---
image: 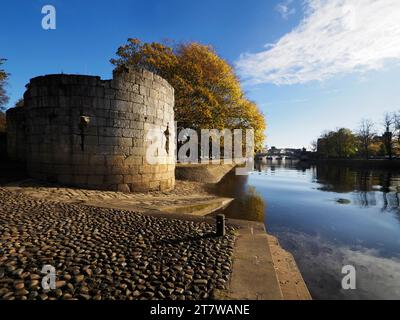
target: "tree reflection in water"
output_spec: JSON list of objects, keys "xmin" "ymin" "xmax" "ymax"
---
[
  {"xmin": 313, "ymin": 163, "xmax": 400, "ymax": 215},
  {"xmin": 215, "ymin": 160, "xmax": 400, "ymax": 222},
  {"xmin": 212, "ymin": 169, "xmax": 265, "ymax": 222}
]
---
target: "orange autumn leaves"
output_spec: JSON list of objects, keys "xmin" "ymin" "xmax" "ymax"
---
[{"xmin": 111, "ymin": 39, "xmax": 266, "ymax": 151}]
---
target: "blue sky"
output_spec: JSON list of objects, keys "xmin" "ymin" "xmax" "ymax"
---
[{"xmin": 1, "ymin": 0, "xmax": 400, "ymax": 148}]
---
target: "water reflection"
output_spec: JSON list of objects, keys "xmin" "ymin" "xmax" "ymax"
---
[
  {"xmin": 213, "ymin": 172, "xmax": 265, "ymax": 222},
  {"xmin": 215, "ymin": 160, "xmax": 400, "ymax": 299},
  {"xmin": 218, "ymin": 160, "xmax": 400, "ymax": 220},
  {"xmin": 314, "ymin": 164, "xmax": 400, "ymax": 215}
]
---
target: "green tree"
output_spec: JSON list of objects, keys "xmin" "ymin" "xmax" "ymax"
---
[
  {"xmin": 318, "ymin": 128, "xmax": 357, "ymax": 158},
  {"xmin": 111, "ymin": 39, "xmax": 266, "ymax": 151}
]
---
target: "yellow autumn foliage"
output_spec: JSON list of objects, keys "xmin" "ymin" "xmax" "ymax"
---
[{"xmin": 111, "ymin": 39, "xmax": 266, "ymax": 151}]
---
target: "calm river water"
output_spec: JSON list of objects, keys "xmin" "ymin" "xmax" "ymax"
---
[{"xmin": 215, "ymin": 160, "xmax": 400, "ymax": 300}]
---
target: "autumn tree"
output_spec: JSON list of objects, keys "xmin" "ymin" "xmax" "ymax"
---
[
  {"xmin": 111, "ymin": 39, "xmax": 266, "ymax": 151},
  {"xmin": 357, "ymin": 119, "xmax": 375, "ymax": 159}
]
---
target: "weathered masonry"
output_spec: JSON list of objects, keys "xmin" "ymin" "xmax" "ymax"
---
[{"xmin": 6, "ymin": 68, "xmax": 175, "ymax": 192}]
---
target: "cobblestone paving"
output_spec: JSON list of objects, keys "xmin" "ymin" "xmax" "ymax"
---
[{"xmin": 0, "ymin": 189, "xmax": 236, "ymax": 300}]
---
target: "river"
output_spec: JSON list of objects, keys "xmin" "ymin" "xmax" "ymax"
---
[{"xmin": 215, "ymin": 160, "xmax": 400, "ymax": 300}]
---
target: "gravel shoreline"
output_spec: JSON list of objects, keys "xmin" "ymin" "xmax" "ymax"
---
[{"xmin": 0, "ymin": 189, "xmax": 236, "ymax": 300}]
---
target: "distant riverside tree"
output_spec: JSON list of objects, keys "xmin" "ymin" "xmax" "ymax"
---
[
  {"xmin": 334, "ymin": 128, "xmax": 358, "ymax": 158},
  {"xmin": 314, "ymin": 110, "xmax": 400, "ymax": 159},
  {"xmin": 383, "ymin": 112, "xmax": 395, "ymax": 160},
  {"xmin": 318, "ymin": 128, "xmax": 357, "ymax": 158},
  {"xmin": 357, "ymin": 119, "xmax": 375, "ymax": 159},
  {"xmin": 111, "ymin": 38, "xmax": 266, "ymax": 151}
]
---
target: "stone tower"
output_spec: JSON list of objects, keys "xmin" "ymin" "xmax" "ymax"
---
[{"xmin": 6, "ymin": 68, "xmax": 175, "ymax": 192}]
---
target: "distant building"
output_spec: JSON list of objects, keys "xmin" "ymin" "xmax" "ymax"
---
[{"xmin": 267, "ymin": 147, "xmax": 302, "ymax": 156}]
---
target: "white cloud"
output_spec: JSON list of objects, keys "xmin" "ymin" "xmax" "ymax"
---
[
  {"xmin": 237, "ymin": 0, "xmax": 400, "ymax": 85},
  {"xmin": 276, "ymin": 0, "xmax": 296, "ymax": 20}
]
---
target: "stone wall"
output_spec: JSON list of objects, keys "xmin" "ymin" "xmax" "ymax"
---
[{"xmin": 6, "ymin": 68, "xmax": 175, "ymax": 192}]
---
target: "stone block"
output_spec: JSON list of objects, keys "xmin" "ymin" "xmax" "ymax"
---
[
  {"xmin": 99, "ymin": 136, "xmax": 119, "ymax": 146},
  {"xmin": 124, "ymin": 155, "xmax": 143, "ymax": 165},
  {"xmin": 105, "ymin": 155, "xmax": 125, "ymax": 166},
  {"xmin": 96, "ymin": 145, "xmax": 115, "ymax": 155},
  {"xmin": 114, "ymin": 100, "xmax": 130, "ymax": 112},
  {"xmin": 116, "ymin": 91, "xmax": 130, "ymax": 101},
  {"xmin": 132, "ymin": 94, "xmax": 144, "ymax": 104},
  {"xmin": 129, "ymin": 182, "xmax": 150, "ymax": 193},
  {"xmin": 113, "ymin": 146, "xmax": 131, "ymax": 155},
  {"xmin": 100, "ymin": 127, "xmax": 123, "ymax": 137},
  {"xmin": 139, "ymin": 85, "xmax": 150, "ymax": 96},
  {"xmin": 105, "ymin": 88, "xmax": 116, "ymax": 99},
  {"xmin": 130, "ymin": 84, "xmax": 139, "ymax": 93},
  {"xmin": 119, "ymin": 137, "xmax": 133, "ymax": 147},
  {"xmin": 110, "ymin": 166, "xmax": 131, "ymax": 175},
  {"xmin": 123, "ymin": 175, "xmax": 135, "ymax": 184},
  {"xmin": 113, "ymin": 119, "xmax": 131, "ymax": 128},
  {"xmin": 121, "ymin": 129, "xmax": 134, "ymax": 138}
]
